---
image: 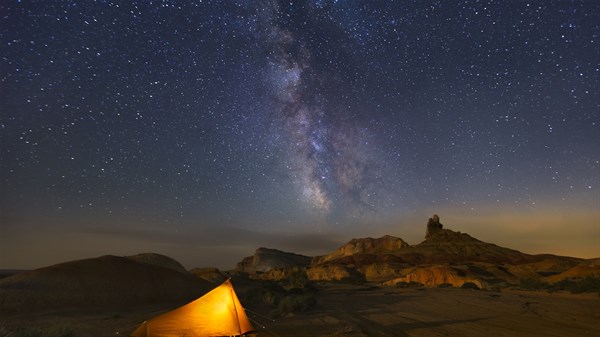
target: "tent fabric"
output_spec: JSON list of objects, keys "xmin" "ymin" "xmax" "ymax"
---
[{"xmin": 130, "ymin": 279, "xmax": 255, "ymax": 337}]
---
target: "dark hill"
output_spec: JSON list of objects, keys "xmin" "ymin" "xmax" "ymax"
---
[
  {"xmin": 126, "ymin": 253, "xmax": 189, "ymax": 274},
  {"xmin": 0, "ymin": 255, "xmax": 212, "ymax": 312}
]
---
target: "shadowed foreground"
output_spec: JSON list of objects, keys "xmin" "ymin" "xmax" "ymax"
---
[{"xmin": 2, "ymin": 285, "xmax": 599, "ymax": 337}]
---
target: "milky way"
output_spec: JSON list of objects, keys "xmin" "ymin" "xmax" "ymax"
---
[
  {"xmin": 258, "ymin": 0, "xmax": 393, "ymax": 216},
  {"xmin": 263, "ymin": 6, "xmax": 334, "ymax": 212}
]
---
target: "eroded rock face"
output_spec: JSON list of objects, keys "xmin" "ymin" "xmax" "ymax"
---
[
  {"xmin": 307, "ymin": 264, "xmax": 358, "ymax": 281},
  {"xmin": 359, "ymin": 262, "xmax": 403, "ymax": 282},
  {"xmin": 383, "ymin": 265, "xmax": 487, "ymax": 289},
  {"xmin": 231, "ymin": 215, "xmax": 587, "ymax": 289},
  {"xmin": 314, "ymin": 235, "xmax": 409, "ymax": 264},
  {"xmin": 236, "ymin": 248, "xmax": 312, "ymax": 273},
  {"xmin": 251, "ymin": 266, "xmax": 307, "ymax": 281}
]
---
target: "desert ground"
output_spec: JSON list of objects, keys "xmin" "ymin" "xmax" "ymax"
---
[{"xmin": 2, "ymin": 284, "xmax": 599, "ymax": 337}]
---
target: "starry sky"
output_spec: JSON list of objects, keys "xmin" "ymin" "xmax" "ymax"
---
[{"xmin": 1, "ymin": 0, "xmax": 599, "ymax": 270}]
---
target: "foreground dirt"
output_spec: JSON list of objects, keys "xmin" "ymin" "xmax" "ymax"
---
[{"xmin": 2, "ymin": 286, "xmax": 599, "ymax": 337}]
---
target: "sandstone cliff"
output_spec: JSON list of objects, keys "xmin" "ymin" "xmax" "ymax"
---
[
  {"xmin": 232, "ymin": 214, "xmax": 590, "ymax": 290},
  {"xmin": 313, "ymin": 235, "xmax": 409, "ymax": 264},
  {"xmin": 383, "ymin": 265, "xmax": 487, "ymax": 289},
  {"xmin": 307, "ymin": 264, "xmax": 363, "ymax": 282},
  {"xmin": 236, "ymin": 247, "xmax": 312, "ymax": 273}
]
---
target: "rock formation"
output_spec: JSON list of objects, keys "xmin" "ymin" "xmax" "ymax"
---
[
  {"xmin": 236, "ymin": 247, "xmax": 312, "ymax": 273},
  {"xmin": 230, "ymin": 215, "xmax": 589, "ymax": 290},
  {"xmin": 313, "ymin": 235, "xmax": 409, "ymax": 264},
  {"xmin": 383, "ymin": 265, "xmax": 487, "ymax": 289},
  {"xmin": 307, "ymin": 264, "xmax": 362, "ymax": 282},
  {"xmin": 425, "ymin": 214, "xmax": 443, "ymax": 239}
]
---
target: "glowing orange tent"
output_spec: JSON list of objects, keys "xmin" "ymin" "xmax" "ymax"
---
[{"xmin": 130, "ymin": 279, "xmax": 255, "ymax": 337}]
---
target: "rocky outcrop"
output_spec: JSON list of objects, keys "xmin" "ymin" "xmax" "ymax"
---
[
  {"xmin": 246, "ymin": 266, "xmax": 307, "ymax": 281},
  {"xmin": 383, "ymin": 265, "xmax": 487, "ymax": 289},
  {"xmin": 416, "ymin": 223, "xmax": 536, "ymax": 265},
  {"xmin": 313, "ymin": 235, "xmax": 409, "ymax": 264},
  {"xmin": 236, "ymin": 247, "xmax": 312, "ymax": 273},
  {"xmin": 359, "ymin": 261, "xmax": 403, "ymax": 282},
  {"xmin": 307, "ymin": 264, "xmax": 363, "ymax": 282},
  {"xmin": 425, "ymin": 214, "xmax": 443, "ymax": 239},
  {"xmin": 232, "ymin": 215, "xmax": 589, "ymax": 289}
]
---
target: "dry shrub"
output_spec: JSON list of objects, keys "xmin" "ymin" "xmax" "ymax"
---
[{"xmin": 8, "ymin": 323, "xmax": 75, "ymax": 337}]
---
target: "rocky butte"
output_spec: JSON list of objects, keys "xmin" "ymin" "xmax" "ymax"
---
[{"xmin": 233, "ymin": 215, "xmax": 599, "ymax": 289}]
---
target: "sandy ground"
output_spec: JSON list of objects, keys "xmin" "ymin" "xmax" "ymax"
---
[{"xmin": 2, "ymin": 286, "xmax": 599, "ymax": 337}]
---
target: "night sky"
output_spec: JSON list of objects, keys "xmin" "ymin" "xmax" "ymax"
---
[{"xmin": 1, "ymin": 1, "xmax": 599, "ymax": 270}]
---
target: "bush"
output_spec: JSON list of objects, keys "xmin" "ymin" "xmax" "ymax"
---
[
  {"xmin": 276, "ymin": 294, "xmax": 317, "ymax": 315},
  {"xmin": 490, "ymin": 285, "xmax": 502, "ymax": 293},
  {"xmin": 467, "ymin": 265, "xmax": 494, "ymax": 277},
  {"xmin": 574, "ymin": 276, "xmax": 600, "ymax": 293},
  {"xmin": 549, "ymin": 279, "xmax": 577, "ymax": 292},
  {"xmin": 282, "ymin": 271, "xmax": 310, "ymax": 289},
  {"xmin": 395, "ymin": 281, "xmax": 423, "ymax": 288},
  {"xmin": 10, "ymin": 323, "xmax": 75, "ymax": 337},
  {"xmin": 461, "ymin": 282, "xmax": 480, "ymax": 290},
  {"xmin": 0, "ymin": 322, "xmax": 10, "ymax": 337},
  {"xmin": 245, "ymin": 278, "xmax": 318, "ymax": 318},
  {"xmin": 11, "ymin": 327, "xmax": 43, "ymax": 337},
  {"xmin": 104, "ymin": 313, "xmax": 122, "ymax": 320},
  {"xmin": 549, "ymin": 276, "xmax": 600, "ymax": 294},
  {"xmin": 338, "ymin": 274, "xmax": 366, "ymax": 285},
  {"xmin": 331, "ymin": 270, "xmax": 366, "ymax": 285},
  {"xmin": 244, "ymin": 281, "xmax": 286, "ymax": 307},
  {"xmin": 45, "ymin": 323, "xmax": 75, "ymax": 337},
  {"xmin": 519, "ymin": 278, "xmax": 548, "ymax": 291},
  {"xmin": 281, "ymin": 271, "xmax": 317, "ymax": 293}
]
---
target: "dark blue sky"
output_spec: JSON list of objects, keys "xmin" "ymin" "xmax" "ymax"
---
[{"xmin": 1, "ymin": 1, "xmax": 598, "ymax": 269}]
